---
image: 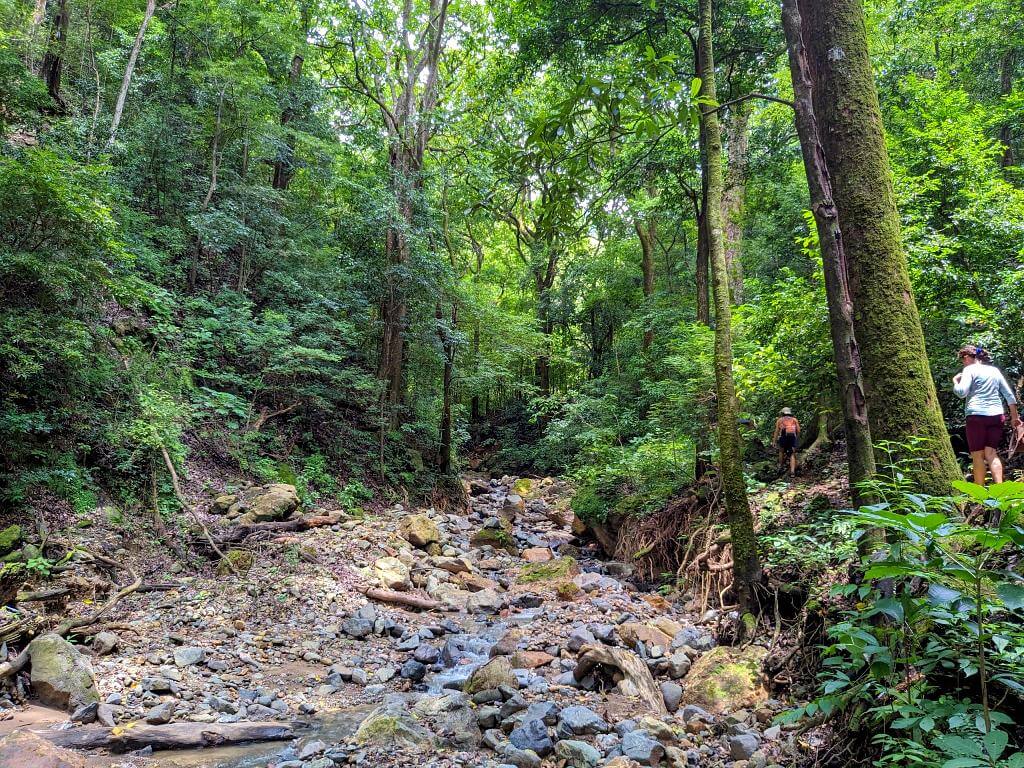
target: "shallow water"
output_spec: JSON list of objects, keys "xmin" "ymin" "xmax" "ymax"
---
[
  {"xmin": 424, "ymin": 622, "xmax": 506, "ymax": 694},
  {"xmin": 145, "ymin": 707, "xmax": 373, "ymax": 768}
]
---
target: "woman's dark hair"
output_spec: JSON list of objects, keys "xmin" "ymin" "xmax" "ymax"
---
[{"xmin": 959, "ymin": 344, "xmax": 992, "ymax": 363}]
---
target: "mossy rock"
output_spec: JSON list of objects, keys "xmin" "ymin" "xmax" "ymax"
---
[
  {"xmin": 556, "ymin": 582, "xmax": 581, "ymax": 601},
  {"xmin": 518, "ymin": 556, "xmax": 578, "ymax": 584},
  {"xmin": 681, "ymin": 645, "xmax": 767, "ymax": 714},
  {"xmin": 217, "ymin": 549, "xmax": 255, "ymax": 576},
  {"xmin": 463, "ymin": 656, "xmax": 516, "ymax": 695},
  {"xmin": 355, "ymin": 712, "xmax": 435, "ymax": 750},
  {"xmin": 0, "ymin": 525, "xmax": 22, "ymax": 557},
  {"xmin": 470, "ymin": 519, "xmax": 517, "ymax": 554}
]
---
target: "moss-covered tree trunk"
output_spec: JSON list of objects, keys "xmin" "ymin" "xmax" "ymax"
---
[
  {"xmin": 801, "ymin": 0, "xmax": 960, "ymax": 495},
  {"xmin": 782, "ymin": 0, "xmax": 875, "ymax": 503},
  {"xmin": 635, "ymin": 217, "xmax": 656, "ymax": 350},
  {"xmin": 698, "ymin": 0, "xmax": 761, "ymax": 617},
  {"xmin": 722, "ymin": 102, "xmax": 748, "ymax": 305}
]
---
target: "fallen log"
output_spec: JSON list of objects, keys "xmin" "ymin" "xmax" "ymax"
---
[
  {"xmin": 203, "ymin": 511, "xmax": 345, "ymax": 550},
  {"xmin": 574, "ymin": 643, "xmax": 667, "ymax": 714},
  {"xmin": 363, "ymin": 587, "xmax": 441, "ymax": 611},
  {"xmin": 37, "ymin": 720, "xmax": 296, "ymax": 752}
]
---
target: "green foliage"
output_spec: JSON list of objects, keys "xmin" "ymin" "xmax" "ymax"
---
[{"xmin": 781, "ymin": 466, "xmax": 1024, "ymax": 766}]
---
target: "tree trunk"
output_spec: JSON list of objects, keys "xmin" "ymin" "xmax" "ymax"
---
[
  {"xmin": 272, "ymin": 51, "xmax": 305, "ymax": 189},
  {"xmin": 722, "ymin": 103, "xmax": 749, "ymax": 304},
  {"xmin": 801, "ymin": 0, "xmax": 960, "ymax": 495},
  {"xmin": 635, "ymin": 218, "xmax": 656, "ymax": 349},
  {"xmin": 436, "ymin": 303, "xmax": 456, "ymax": 475},
  {"xmin": 782, "ymin": 0, "xmax": 875, "ymax": 503},
  {"xmin": 39, "ymin": 0, "xmax": 70, "ymax": 109},
  {"xmin": 698, "ymin": 0, "xmax": 761, "ymax": 618},
  {"xmin": 999, "ymin": 50, "xmax": 1015, "ymax": 168},
  {"xmin": 695, "ymin": 131, "xmax": 711, "ymax": 325},
  {"xmin": 107, "ymin": 0, "xmax": 156, "ymax": 149}
]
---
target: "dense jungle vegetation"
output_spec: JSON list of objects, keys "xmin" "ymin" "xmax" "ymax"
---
[{"xmin": 2, "ymin": 0, "xmax": 1024, "ymax": 763}]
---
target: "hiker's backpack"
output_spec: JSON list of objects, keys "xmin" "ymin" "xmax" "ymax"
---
[{"xmin": 780, "ymin": 415, "xmax": 798, "ymax": 435}]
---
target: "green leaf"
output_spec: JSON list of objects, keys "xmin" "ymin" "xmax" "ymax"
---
[
  {"xmin": 941, "ymin": 759, "xmax": 986, "ymax": 768},
  {"xmin": 997, "ymin": 583, "xmax": 1024, "ymax": 610},
  {"xmin": 952, "ymin": 480, "xmax": 988, "ymax": 501},
  {"xmin": 690, "ymin": 77, "xmax": 702, "ymax": 98},
  {"xmin": 983, "ymin": 729, "xmax": 1007, "ymax": 760}
]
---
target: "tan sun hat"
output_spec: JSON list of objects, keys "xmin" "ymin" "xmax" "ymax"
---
[{"xmin": 780, "ymin": 407, "xmax": 793, "ymax": 416}]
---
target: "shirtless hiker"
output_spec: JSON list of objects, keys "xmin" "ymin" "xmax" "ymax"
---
[{"xmin": 773, "ymin": 407, "xmax": 800, "ymax": 477}]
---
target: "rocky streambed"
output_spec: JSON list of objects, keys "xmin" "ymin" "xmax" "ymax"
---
[{"xmin": 0, "ymin": 475, "xmax": 800, "ymax": 768}]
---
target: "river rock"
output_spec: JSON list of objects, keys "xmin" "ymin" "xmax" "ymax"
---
[
  {"xmin": 173, "ymin": 646, "xmax": 206, "ymax": 667},
  {"xmin": 621, "ymin": 730, "xmax": 665, "ymax": 766},
  {"xmin": 557, "ymin": 705, "xmax": 610, "ymax": 736},
  {"xmin": 681, "ymin": 645, "xmax": 767, "ymax": 714},
  {"xmin": 617, "ymin": 623, "xmax": 673, "ymax": 650},
  {"xmin": 573, "ymin": 645, "xmax": 666, "ymax": 714},
  {"xmin": 0, "ymin": 730, "xmax": 86, "ymax": 768},
  {"xmin": 509, "ymin": 718, "xmax": 553, "ymax": 756},
  {"xmin": 521, "ymin": 547, "xmax": 552, "ymax": 563},
  {"xmin": 660, "ymin": 681, "xmax": 683, "ymax": 713},
  {"xmin": 400, "ymin": 514, "xmax": 441, "ymax": 548},
  {"xmin": 144, "ymin": 701, "xmax": 174, "ymax": 724},
  {"xmin": 672, "ymin": 626, "xmax": 716, "ymax": 652},
  {"xmin": 730, "ymin": 733, "xmax": 761, "ymax": 760},
  {"xmin": 412, "ymin": 691, "xmax": 481, "ymax": 748},
  {"xmin": 465, "ymin": 656, "xmax": 516, "ymax": 694},
  {"xmin": 554, "ymin": 739, "xmax": 601, "ymax": 768},
  {"xmin": 27, "ymin": 634, "xmax": 99, "ymax": 711},
  {"xmin": 467, "ymin": 588, "xmax": 503, "ymax": 613},
  {"xmin": 243, "ymin": 483, "xmax": 299, "ymax": 523},
  {"xmin": 91, "ymin": 631, "xmax": 119, "ymax": 656},
  {"xmin": 355, "ymin": 696, "xmax": 436, "ymax": 751},
  {"xmin": 372, "ymin": 557, "xmax": 411, "ymax": 590}
]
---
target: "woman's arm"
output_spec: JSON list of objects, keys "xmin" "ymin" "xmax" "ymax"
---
[{"xmin": 953, "ymin": 368, "xmax": 973, "ymax": 398}]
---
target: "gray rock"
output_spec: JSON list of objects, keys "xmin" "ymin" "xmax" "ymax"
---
[
  {"xmin": 554, "ymin": 739, "xmax": 601, "ymax": 768},
  {"xmin": 557, "ymin": 705, "xmax": 610, "ymax": 736},
  {"xmin": 496, "ymin": 742, "xmax": 542, "ymax": 768},
  {"xmin": 520, "ymin": 701, "xmax": 559, "ymax": 726},
  {"xmin": 671, "ymin": 626, "xmax": 715, "ymax": 652},
  {"xmin": 566, "ymin": 628, "xmax": 596, "ymax": 652},
  {"xmin": 666, "ymin": 651, "xmax": 691, "ymax": 678},
  {"xmin": 621, "ymin": 730, "xmax": 665, "ymax": 766},
  {"xmin": 298, "ymin": 739, "xmax": 327, "ymax": 759},
  {"xmin": 509, "ymin": 718, "xmax": 553, "ymax": 757},
  {"xmin": 27, "ymin": 634, "xmax": 99, "ymax": 711},
  {"xmin": 91, "ymin": 631, "xmax": 119, "ymax": 656},
  {"xmin": 173, "ymin": 647, "xmax": 206, "ymax": 667},
  {"xmin": 71, "ymin": 702, "xmax": 99, "ymax": 724},
  {"xmin": 763, "ymin": 725, "xmax": 782, "ymax": 740},
  {"xmin": 660, "ymin": 681, "xmax": 683, "ymax": 713},
  {"xmin": 96, "ymin": 703, "xmax": 116, "ymax": 727},
  {"xmin": 729, "ymin": 733, "xmax": 760, "ymax": 760},
  {"xmin": 413, "ymin": 644, "xmax": 440, "ymax": 665},
  {"xmin": 342, "ymin": 618, "xmax": 373, "ymax": 639},
  {"xmin": 681, "ymin": 704, "xmax": 713, "ymax": 723},
  {"xmin": 400, "ymin": 660, "xmax": 426, "ymax": 681},
  {"xmin": 144, "ymin": 702, "xmax": 174, "ymax": 724}
]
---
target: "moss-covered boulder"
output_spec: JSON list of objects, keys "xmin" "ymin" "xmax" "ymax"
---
[
  {"xmin": 0, "ymin": 526, "xmax": 22, "ymax": 557},
  {"xmin": 517, "ymin": 556, "xmax": 578, "ymax": 584},
  {"xmin": 355, "ymin": 698, "xmax": 436, "ymax": 751},
  {"xmin": 464, "ymin": 656, "xmax": 516, "ymax": 695},
  {"xmin": 27, "ymin": 634, "xmax": 100, "ymax": 712},
  {"xmin": 217, "ymin": 549, "xmax": 254, "ymax": 576},
  {"xmin": 680, "ymin": 645, "xmax": 767, "ymax": 714}
]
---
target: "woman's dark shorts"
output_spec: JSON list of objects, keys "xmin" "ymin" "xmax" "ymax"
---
[
  {"xmin": 966, "ymin": 414, "xmax": 1005, "ymax": 453},
  {"xmin": 777, "ymin": 432, "xmax": 798, "ymax": 455}
]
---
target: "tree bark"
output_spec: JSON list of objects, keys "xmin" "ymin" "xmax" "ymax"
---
[
  {"xmin": 635, "ymin": 218, "xmax": 656, "ymax": 349},
  {"xmin": 436, "ymin": 303, "xmax": 456, "ymax": 475},
  {"xmin": 39, "ymin": 0, "xmax": 71, "ymax": 109},
  {"xmin": 801, "ymin": 0, "xmax": 960, "ymax": 495},
  {"xmin": 107, "ymin": 0, "xmax": 156, "ymax": 149},
  {"xmin": 698, "ymin": 0, "xmax": 761, "ymax": 618},
  {"xmin": 272, "ymin": 49, "xmax": 305, "ymax": 189},
  {"xmin": 722, "ymin": 102, "xmax": 749, "ymax": 304},
  {"xmin": 782, "ymin": 0, "xmax": 875, "ymax": 503},
  {"xmin": 695, "ymin": 130, "xmax": 711, "ymax": 326}
]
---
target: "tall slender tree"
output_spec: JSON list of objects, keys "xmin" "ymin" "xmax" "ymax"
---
[
  {"xmin": 801, "ymin": 0, "xmax": 960, "ymax": 495},
  {"xmin": 781, "ymin": 0, "xmax": 875, "ymax": 502},
  {"xmin": 697, "ymin": 0, "xmax": 761, "ymax": 618}
]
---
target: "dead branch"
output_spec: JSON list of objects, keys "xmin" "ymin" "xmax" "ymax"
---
[{"xmin": 363, "ymin": 587, "xmax": 441, "ymax": 611}]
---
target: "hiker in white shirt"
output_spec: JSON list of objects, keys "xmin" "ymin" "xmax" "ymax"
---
[{"xmin": 953, "ymin": 345, "xmax": 1020, "ymax": 485}]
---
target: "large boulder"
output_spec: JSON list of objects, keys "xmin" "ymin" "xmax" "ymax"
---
[
  {"xmin": 681, "ymin": 645, "xmax": 768, "ymax": 714},
  {"xmin": 355, "ymin": 696, "xmax": 436, "ymax": 751},
  {"xmin": 0, "ymin": 525, "xmax": 22, "ymax": 557},
  {"xmin": 0, "ymin": 731, "xmax": 86, "ymax": 768},
  {"xmin": 246, "ymin": 484, "xmax": 299, "ymax": 522},
  {"xmin": 371, "ymin": 557, "xmax": 411, "ymax": 590},
  {"xmin": 399, "ymin": 514, "xmax": 441, "ymax": 548},
  {"xmin": 28, "ymin": 634, "xmax": 99, "ymax": 711}
]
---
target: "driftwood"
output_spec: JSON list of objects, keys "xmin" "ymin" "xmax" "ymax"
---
[
  {"xmin": 0, "ymin": 549, "xmax": 141, "ymax": 680},
  {"xmin": 574, "ymin": 644, "xmax": 667, "ymax": 714},
  {"xmin": 363, "ymin": 587, "xmax": 441, "ymax": 611},
  {"xmin": 16, "ymin": 587, "xmax": 72, "ymax": 603},
  {"xmin": 38, "ymin": 720, "xmax": 296, "ymax": 752},
  {"xmin": 206, "ymin": 511, "xmax": 345, "ymax": 549}
]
